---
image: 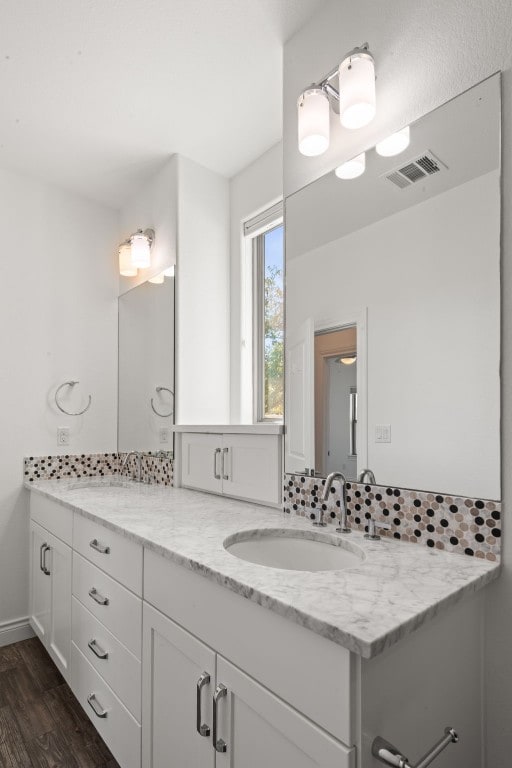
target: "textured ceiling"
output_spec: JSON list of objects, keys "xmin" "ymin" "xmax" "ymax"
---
[{"xmin": 0, "ymin": 0, "xmax": 326, "ymax": 207}]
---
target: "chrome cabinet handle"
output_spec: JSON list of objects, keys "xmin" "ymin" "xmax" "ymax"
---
[
  {"xmin": 89, "ymin": 587, "xmax": 109, "ymax": 606},
  {"xmin": 39, "ymin": 542, "xmax": 46, "ymax": 572},
  {"xmin": 196, "ymin": 672, "xmax": 211, "ymax": 737},
  {"xmin": 90, "ymin": 538, "xmax": 110, "ymax": 555},
  {"xmin": 212, "ymin": 683, "xmax": 228, "ymax": 753},
  {"xmin": 213, "ymin": 448, "xmax": 221, "ymax": 480},
  {"xmin": 87, "ymin": 693, "xmax": 108, "ymax": 719},
  {"xmin": 222, "ymin": 447, "xmax": 229, "ymax": 481},
  {"xmin": 42, "ymin": 545, "xmax": 51, "ymax": 576},
  {"xmin": 88, "ymin": 638, "xmax": 109, "ymax": 660}
]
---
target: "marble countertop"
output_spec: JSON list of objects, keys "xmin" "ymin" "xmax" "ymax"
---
[{"xmin": 26, "ymin": 478, "xmax": 500, "ymax": 658}]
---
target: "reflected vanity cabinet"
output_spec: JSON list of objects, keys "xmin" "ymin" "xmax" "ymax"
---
[{"xmin": 174, "ymin": 425, "xmax": 284, "ymax": 507}]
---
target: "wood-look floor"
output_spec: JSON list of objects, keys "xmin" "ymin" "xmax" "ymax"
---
[{"xmin": 0, "ymin": 638, "xmax": 120, "ymax": 768}]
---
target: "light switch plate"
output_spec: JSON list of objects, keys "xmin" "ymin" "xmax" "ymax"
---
[{"xmin": 375, "ymin": 425, "xmax": 391, "ymax": 443}]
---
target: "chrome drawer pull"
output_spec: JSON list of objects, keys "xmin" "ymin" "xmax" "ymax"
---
[
  {"xmin": 196, "ymin": 672, "xmax": 211, "ymax": 737},
  {"xmin": 88, "ymin": 639, "xmax": 109, "ymax": 660},
  {"xmin": 213, "ymin": 448, "xmax": 221, "ymax": 480},
  {"xmin": 39, "ymin": 542, "xmax": 46, "ymax": 573},
  {"xmin": 42, "ymin": 545, "xmax": 51, "ymax": 576},
  {"xmin": 222, "ymin": 447, "xmax": 229, "ymax": 480},
  {"xmin": 212, "ymin": 683, "xmax": 228, "ymax": 753},
  {"xmin": 89, "ymin": 587, "xmax": 109, "ymax": 606},
  {"xmin": 90, "ymin": 538, "xmax": 110, "ymax": 555},
  {"xmin": 87, "ymin": 693, "xmax": 108, "ymax": 719}
]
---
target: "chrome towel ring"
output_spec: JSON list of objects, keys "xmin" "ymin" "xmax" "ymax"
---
[
  {"xmin": 151, "ymin": 386, "xmax": 174, "ymax": 418},
  {"xmin": 55, "ymin": 381, "xmax": 92, "ymax": 416}
]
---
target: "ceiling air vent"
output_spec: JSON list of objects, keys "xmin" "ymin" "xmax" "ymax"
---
[{"xmin": 383, "ymin": 150, "xmax": 447, "ymax": 188}]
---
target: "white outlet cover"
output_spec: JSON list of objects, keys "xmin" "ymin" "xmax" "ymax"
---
[
  {"xmin": 159, "ymin": 428, "xmax": 170, "ymax": 444},
  {"xmin": 57, "ymin": 427, "xmax": 70, "ymax": 446}
]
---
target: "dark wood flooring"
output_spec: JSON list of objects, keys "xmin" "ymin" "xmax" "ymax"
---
[{"xmin": 0, "ymin": 638, "xmax": 120, "ymax": 768}]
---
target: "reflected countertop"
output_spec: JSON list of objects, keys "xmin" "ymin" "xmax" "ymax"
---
[{"xmin": 26, "ymin": 477, "xmax": 500, "ymax": 658}]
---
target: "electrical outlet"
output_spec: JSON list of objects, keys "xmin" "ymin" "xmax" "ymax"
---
[
  {"xmin": 159, "ymin": 427, "xmax": 170, "ymax": 444},
  {"xmin": 375, "ymin": 425, "xmax": 391, "ymax": 443},
  {"xmin": 57, "ymin": 427, "xmax": 70, "ymax": 446}
]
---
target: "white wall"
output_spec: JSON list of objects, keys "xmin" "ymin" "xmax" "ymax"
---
[
  {"xmin": 119, "ymin": 157, "xmax": 178, "ymax": 294},
  {"xmin": 229, "ymin": 142, "xmax": 283, "ymax": 423},
  {"xmin": 0, "ymin": 166, "xmax": 118, "ymax": 637},
  {"xmin": 287, "ymin": 172, "xmax": 500, "ymax": 499},
  {"xmin": 176, "ymin": 155, "xmax": 230, "ymax": 424},
  {"xmin": 284, "ymin": 2, "xmax": 512, "ymax": 762}
]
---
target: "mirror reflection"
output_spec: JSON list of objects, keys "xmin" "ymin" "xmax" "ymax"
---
[
  {"xmin": 118, "ymin": 276, "xmax": 175, "ymax": 454},
  {"xmin": 285, "ymin": 75, "xmax": 501, "ymax": 500}
]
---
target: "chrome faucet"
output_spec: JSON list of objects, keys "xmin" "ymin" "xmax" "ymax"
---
[
  {"xmin": 358, "ymin": 468, "xmax": 376, "ymax": 484},
  {"xmin": 322, "ymin": 471, "xmax": 350, "ymax": 533},
  {"xmin": 121, "ymin": 451, "xmax": 143, "ymax": 482}
]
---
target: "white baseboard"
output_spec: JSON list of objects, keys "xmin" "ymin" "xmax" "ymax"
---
[{"xmin": 0, "ymin": 616, "xmax": 35, "ymax": 647}]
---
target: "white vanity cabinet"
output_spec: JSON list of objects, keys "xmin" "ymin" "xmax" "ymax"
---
[
  {"xmin": 29, "ymin": 498, "xmax": 72, "ymax": 681},
  {"xmin": 176, "ymin": 425, "xmax": 283, "ymax": 506}
]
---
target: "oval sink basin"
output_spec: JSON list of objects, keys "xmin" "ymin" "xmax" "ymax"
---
[{"xmin": 224, "ymin": 529, "xmax": 365, "ymax": 572}]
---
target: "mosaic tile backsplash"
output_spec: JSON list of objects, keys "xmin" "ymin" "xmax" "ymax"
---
[
  {"xmin": 284, "ymin": 473, "xmax": 501, "ymax": 561},
  {"xmin": 24, "ymin": 452, "xmax": 173, "ymax": 486}
]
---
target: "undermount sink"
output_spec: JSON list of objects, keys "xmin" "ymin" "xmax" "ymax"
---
[
  {"xmin": 65, "ymin": 479, "xmax": 138, "ymax": 492},
  {"xmin": 224, "ymin": 528, "xmax": 365, "ymax": 572}
]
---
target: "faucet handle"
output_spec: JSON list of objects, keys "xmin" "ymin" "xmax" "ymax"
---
[{"xmin": 364, "ymin": 518, "xmax": 391, "ymax": 541}]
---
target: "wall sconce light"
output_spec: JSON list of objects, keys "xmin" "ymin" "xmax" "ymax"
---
[
  {"xmin": 297, "ymin": 43, "xmax": 376, "ymax": 157},
  {"xmin": 338, "ymin": 354, "xmax": 357, "ymax": 365},
  {"xmin": 163, "ymin": 265, "xmax": 175, "ymax": 277},
  {"xmin": 148, "ymin": 273, "xmax": 165, "ymax": 284},
  {"xmin": 335, "ymin": 152, "xmax": 366, "ymax": 179},
  {"xmin": 376, "ymin": 126, "xmax": 410, "ymax": 157},
  {"xmin": 118, "ymin": 228, "xmax": 155, "ymax": 276}
]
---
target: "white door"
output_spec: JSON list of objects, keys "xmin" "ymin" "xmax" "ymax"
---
[
  {"xmin": 29, "ymin": 520, "xmax": 51, "ymax": 643},
  {"xmin": 47, "ymin": 532, "xmax": 72, "ymax": 680},
  {"xmin": 222, "ymin": 434, "xmax": 281, "ymax": 505},
  {"xmin": 215, "ymin": 656, "xmax": 355, "ymax": 768},
  {"xmin": 285, "ymin": 318, "xmax": 314, "ymax": 474},
  {"xmin": 181, "ymin": 433, "xmax": 223, "ymax": 494},
  {"xmin": 142, "ymin": 603, "xmax": 216, "ymax": 768}
]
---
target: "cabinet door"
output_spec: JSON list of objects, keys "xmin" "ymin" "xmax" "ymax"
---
[
  {"xmin": 46, "ymin": 533, "xmax": 72, "ymax": 681},
  {"xmin": 181, "ymin": 433, "xmax": 223, "ymax": 494},
  {"xmin": 222, "ymin": 434, "xmax": 281, "ymax": 505},
  {"xmin": 215, "ymin": 657, "xmax": 355, "ymax": 768},
  {"xmin": 142, "ymin": 603, "xmax": 216, "ymax": 768},
  {"xmin": 29, "ymin": 520, "xmax": 51, "ymax": 643}
]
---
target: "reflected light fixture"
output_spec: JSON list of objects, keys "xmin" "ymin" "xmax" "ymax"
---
[
  {"xmin": 163, "ymin": 265, "xmax": 175, "ymax": 278},
  {"xmin": 297, "ymin": 43, "xmax": 376, "ymax": 157},
  {"xmin": 118, "ymin": 241, "xmax": 137, "ymax": 277},
  {"xmin": 376, "ymin": 126, "xmax": 410, "ymax": 157},
  {"xmin": 338, "ymin": 354, "xmax": 357, "ymax": 365},
  {"xmin": 335, "ymin": 152, "xmax": 365, "ymax": 180},
  {"xmin": 149, "ymin": 272, "xmax": 165, "ymax": 284}
]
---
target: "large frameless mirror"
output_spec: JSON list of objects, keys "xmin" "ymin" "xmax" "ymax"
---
[{"xmin": 285, "ymin": 74, "xmax": 501, "ymax": 500}]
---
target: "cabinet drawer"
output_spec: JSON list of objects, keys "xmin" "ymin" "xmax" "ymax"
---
[
  {"xmin": 72, "ymin": 597, "xmax": 141, "ymax": 722},
  {"xmin": 73, "ymin": 513, "xmax": 142, "ymax": 595},
  {"xmin": 71, "ymin": 643, "xmax": 141, "ymax": 768},
  {"xmin": 73, "ymin": 553, "xmax": 142, "ymax": 659},
  {"xmin": 30, "ymin": 493, "xmax": 72, "ymax": 545}
]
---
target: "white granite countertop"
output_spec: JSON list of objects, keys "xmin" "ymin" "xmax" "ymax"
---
[{"xmin": 26, "ymin": 478, "xmax": 500, "ymax": 658}]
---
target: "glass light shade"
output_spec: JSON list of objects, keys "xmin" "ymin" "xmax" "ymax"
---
[
  {"xmin": 163, "ymin": 265, "xmax": 175, "ymax": 277},
  {"xmin": 119, "ymin": 243, "xmax": 137, "ymax": 276},
  {"xmin": 297, "ymin": 88, "xmax": 330, "ymax": 156},
  {"xmin": 148, "ymin": 273, "xmax": 165, "ymax": 284},
  {"xmin": 376, "ymin": 126, "xmax": 411, "ymax": 157},
  {"xmin": 339, "ymin": 52, "xmax": 376, "ymax": 129},
  {"xmin": 339, "ymin": 355, "xmax": 357, "ymax": 365},
  {"xmin": 335, "ymin": 152, "xmax": 366, "ymax": 180},
  {"xmin": 130, "ymin": 232, "xmax": 151, "ymax": 269}
]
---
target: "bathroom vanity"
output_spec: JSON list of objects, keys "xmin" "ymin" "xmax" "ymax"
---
[{"xmin": 28, "ymin": 479, "xmax": 498, "ymax": 768}]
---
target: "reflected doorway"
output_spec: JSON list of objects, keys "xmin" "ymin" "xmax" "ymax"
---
[{"xmin": 315, "ymin": 327, "xmax": 357, "ymax": 478}]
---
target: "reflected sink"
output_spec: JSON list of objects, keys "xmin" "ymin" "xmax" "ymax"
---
[{"xmin": 224, "ymin": 529, "xmax": 365, "ymax": 572}]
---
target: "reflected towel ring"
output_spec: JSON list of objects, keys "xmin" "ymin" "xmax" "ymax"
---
[
  {"xmin": 151, "ymin": 386, "xmax": 174, "ymax": 418},
  {"xmin": 55, "ymin": 381, "xmax": 92, "ymax": 416}
]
